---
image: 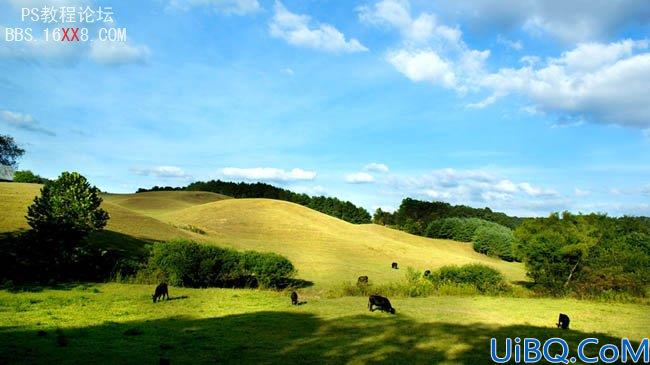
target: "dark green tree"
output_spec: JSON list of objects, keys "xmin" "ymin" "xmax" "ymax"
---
[
  {"xmin": 0, "ymin": 134, "xmax": 25, "ymax": 168},
  {"xmin": 24, "ymin": 172, "xmax": 109, "ymax": 279},
  {"xmin": 27, "ymin": 172, "xmax": 109, "ymax": 239}
]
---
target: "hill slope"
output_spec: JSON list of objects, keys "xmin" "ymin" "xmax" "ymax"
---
[
  {"xmin": 0, "ymin": 183, "xmax": 202, "ymax": 254},
  {"xmin": 0, "ymin": 183, "xmax": 526, "ymax": 287},
  {"xmin": 162, "ymin": 199, "xmax": 526, "ymax": 286},
  {"xmin": 101, "ymin": 190, "xmax": 230, "ymax": 218}
]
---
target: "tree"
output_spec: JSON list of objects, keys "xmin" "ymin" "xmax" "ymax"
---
[
  {"xmin": 25, "ymin": 172, "xmax": 109, "ymax": 279},
  {"xmin": 0, "ymin": 134, "xmax": 25, "ymax": 168},
  {"xmin": 27, "ymin": 172, "xmax": 109, "ymax": 240}
]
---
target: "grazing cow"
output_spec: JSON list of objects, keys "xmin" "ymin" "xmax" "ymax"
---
[
  {"xmin": 357, "ymin": 276, "xmax": 369, "ymax": 285},
  {"xmin": 391, "ymin": 262, "xmax": 398, "ymax": 269},
  {"xmin": 423, "ymin": 270, "xmax": 431, "ymax": 277},
  {"xmin": 291, "ymin": 291, "xmax": 298, "ymax": 305},
  {"xmin": 368, "ymin": 295, "xmax": 396, "ymax": 314},
  {"xmin": 557, "ymin": 313, "xmax": 570, "ymax": 329},
  {"xmin": 152, "ymin": 283, "xmax": 169, "ymax": 303}
]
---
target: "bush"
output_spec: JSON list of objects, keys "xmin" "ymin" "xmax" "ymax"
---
[
  {"xmin": 473, "ymin": 225, "xmax": 518, "ymax": 261},
  {"xmin": 329, "ymin": 265, "xmax": 509, "ymax": 298},
  {"xmin": 426, "ymin": 218, "xmax": 518, "ymax": 261},
  {"xmin": 144, "ymin": 240, "xmax": 295, "ymax": 289},
  {"xmin": 432, "ymin": 264, "xmax": 508, "ymax": 294}
]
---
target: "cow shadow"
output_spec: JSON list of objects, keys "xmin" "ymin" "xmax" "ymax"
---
[
  {"xmin": 0, "ymin": 311, "xmax": 642, "ymax": 364},
  {"xmin": 165, "ymin": 296, "xmax": 189, "ymax": 301}
]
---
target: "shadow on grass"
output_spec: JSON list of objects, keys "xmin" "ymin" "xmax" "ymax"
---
[
  {"xmin": 0, "ymin": 311, "xmax": 640, "ymax": 364},
  {"xmin": 88, "ymin": 230, "xmax": 157, "ymax": 257},
  {"xmin": 278, "ymin": 278, "xmax": 314, "ymax": 289},
  {"xmin": 4, "ymin": 283, "xmax": 99, "ymax": 294}
]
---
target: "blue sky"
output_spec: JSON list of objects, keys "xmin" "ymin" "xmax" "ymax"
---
[{"xmin": 1, "ymin": 0, "xmax": 649, "ymax": 216}]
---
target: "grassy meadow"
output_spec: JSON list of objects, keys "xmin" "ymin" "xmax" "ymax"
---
[
  {"xmin": 1, "ymin": 182, "xmax": 648, "ymax": 364},
  {"xmin": 1, "ymin": 284, "xmax": 648, "ymax": 364}
]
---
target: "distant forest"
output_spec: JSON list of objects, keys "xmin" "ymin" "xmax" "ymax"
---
[
  {"xmin": 373, "ymin": 198, "xmax": 523, "ymax": 234},
  {"xmin": 137, "ymin": 180, "xmax": 372, "ymax": 224}
]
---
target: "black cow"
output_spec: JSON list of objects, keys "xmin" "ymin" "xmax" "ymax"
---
[
  {"xmin": 368, "ymin": 295, "xmax": 396, "ymax": 314},
  {"xmin": 391, "ymin": 262, "xmax": 398, "ymax": 269},
  {"xmin": 357, "ymin": 276, "xmax": 369, "ymax": 285},
  {"xmin": 557, "ymin": 313, "xmax": 570, "ymax": 329},
  {"xmin": 423, "ymin": 270, "xmax": 431, "ymax": 277},
  {"xmin": 291, "ymin": 291, "xmax": 298, "ymax": 305},
  {"xmin": 152, "ymin": 283, "xmax": 169, "ymax": 303}
]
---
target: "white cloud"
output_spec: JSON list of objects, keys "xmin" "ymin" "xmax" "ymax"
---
[
  {"xmin": 132, "ymin": 166, "xmax": 190, "ymax": 178},
  {"xmin": 1, "ymin": 110, "xmax": 55, "ymax": 136},
  {"xmin": 425, "ymin": 189, "xmax": 451, "ymax": 200},
  {"xmin": 364, "ymin": 162, "xmax": 390, "ymax": 173},
  {"xmin": 360, "ymin": 0, "xmax": 489, "ymax": 93},
  {"xmin": 518, "ymin": 182, "xmax": 558, "ymax": 197},
  {"xmin": 358, "ymin": 0, "xmax": 460, "ymax": 45},
  {"xmin": 291, "ymin": 185, "xmax": 327, "ymax": 196},
  {"xmin": 385, "ymin": 168, "xmax": 560, "ymax": 214},
  {"xmin": 360, "ymin": 1, "xmax": 650, "ymax": 130},
  {"xmin": 345, "ymin": 172, "xmax": 375, "ymax": 184},
  {"xmin": 222, "ymin": 167, "xmax": 316, "ymax": 182},
  {"xmin": 574, "ymin": 188, "xmax": 591, "ymax": 197},
  {"xmin": 89, "ymin": 41, "xmax": 150, "ymax": 66},
  {"xmin": 434, "ymin": 0, "xmax": 650, "ymax": 43},
  {"xmin": 475, "ymin": 39, "xmax": 650, "ymax": 128},
  {"xmin": 269, "ymin": 1, "xmax": 368, "ymax": 53},
  {"xmin": 167, "ymin": 0, "xmax": 260, "ymax": 14},
  {"xmin": 497, "ymin": 34, "xmax": 523, "ymax": 50},
  {"xmin": 387, "ymin": 49, "xmax": 456, "ymax": 88},
  {"xmin": 281, "ymin": 67, "xmax": 294, "ymax": 75}
]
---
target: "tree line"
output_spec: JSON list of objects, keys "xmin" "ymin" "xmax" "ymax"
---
[
  {"xmin": 138, "ymin": 180, "xmax": 372, "ymax": 224},
  {"xmin": 373, "ymin": 198, "xmax": 523, "ymax": 235},
  {"xmin": 514, "ymin": 212, "xmax": 650, "ymax": 297}
]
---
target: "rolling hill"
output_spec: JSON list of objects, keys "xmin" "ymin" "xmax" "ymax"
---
[
  {"xmin": 0, "ymin": 183, "xmax": 526, "ymax": 288},
  {"xmin": 161, "ymin": 198, "xmax": 526, "ymax": 286}
]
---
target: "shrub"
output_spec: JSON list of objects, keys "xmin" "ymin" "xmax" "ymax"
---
[
  {"xmin": 432, "ymin": 264, "xmax": 508, "ymax": 294},
  {"xmin": 426, "ymin": 218, "xmax": 519, "ymax": 262},
  {"xmin": 13, "ymin": 170, "xmax": 50, "ymax": 184},
  {"xmin": 329, "ymin": 265, "xmax": 509, "ymax": 298},
  {"xmin": 144, "ymin": 240, "xmax": 295, "ymax": 289},
  {"xmin": 473, "ymin": 225, "xmax": 518, "ymax": 261}
]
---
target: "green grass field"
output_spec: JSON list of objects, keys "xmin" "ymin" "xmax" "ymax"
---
[
  {"xmin": 0, "ymin": 284, "xmax": 647, "ymax": 364},
  {"xmin": 1, "ymin": 182, "xmax": 648, "ymax": 364}
]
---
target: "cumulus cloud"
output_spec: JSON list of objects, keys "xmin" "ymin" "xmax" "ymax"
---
[
  {"xmin": 222, "ymin": 167, "xmax": 316, "ymax": 182},
  {"xmin": 89, "ymin": 41, "xmax": 150, "ymax": 66},
  {"xmin": 345, "ymin": 172, "xmax": 375, "ymax": 184},
  {"xmin": 270, "ymin": 1, "xmax": 368, "ymax": 53},
  {"xmin": 385, "ymin": 168, "xmax": 561, "ymax": 215},
  {"xmin": 167, "ymin": 0, "xmax": 260, "ymax": 14},
  {"xmin": 360, "ymin": 1, "xmax": 650, "ymax": 130},
  {"xmin": 434, "ymin": 0, "xmax": 650, "ymax": 43},
  {"xmin": 364, "ymin": 162, "xmax": 390, "ymax": 173},
  {"xmin": 358, "ymin": 0, "xmax": 461, "ymax": 45},
  {"xmin": 132, "ymin": 166, "xmax": 190, "ymax": 178},
  {"xmin": 291, "ymin": 185, "xmax": 327, "ymax": 196},
  {"xmin": 1, "ymin": 110, "xmax": 55, "ymax": 136},
  {"xmin": 474, "ymin": 39, "xmax": 650, "ymax": 129},
  {"xmin": 360, "ymin": 0, "xmax": 489, "ymax": 93}
]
